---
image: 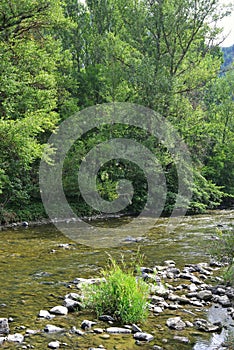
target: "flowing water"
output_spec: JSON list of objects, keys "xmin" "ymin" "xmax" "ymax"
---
[{"xmin": 0, "ymin": 210, "xmax": 234, "ymax": 349}]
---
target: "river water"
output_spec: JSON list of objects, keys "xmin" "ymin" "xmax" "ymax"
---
[{"xmin": 0, "ymin": 210, "xmax": 233, "ymax": 349}]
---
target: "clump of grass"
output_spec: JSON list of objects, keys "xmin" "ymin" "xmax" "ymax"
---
[{"xmin": 84, "ymin": 256, "xmax": 149, "ymax": 324}]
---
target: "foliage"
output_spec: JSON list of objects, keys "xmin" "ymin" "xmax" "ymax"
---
[
  {"xmin": 84, "ymin": 257, "xmax": 149, "ymax": 324},
  {"xmin": 210, "ymin": 228, "xmax": 234, "ymax": 285},
  {"xmin": 1, "ymin": 0, "xmax": 234, "ymax": 222}
]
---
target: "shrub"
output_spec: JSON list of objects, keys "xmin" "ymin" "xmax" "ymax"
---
[
  {"xmin": 210, "ymin": 228, "xmax": 234, "ymax": 285},
  {"xmin": 84, "ymin": 257, "xmax": 149, "ymax": 324}
]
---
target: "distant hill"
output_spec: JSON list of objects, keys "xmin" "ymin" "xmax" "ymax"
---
[{"xmin": 221, "ymin": 44, "xmax": 234, "ymax": 70}]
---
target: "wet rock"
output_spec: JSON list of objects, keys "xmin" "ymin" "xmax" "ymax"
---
[
  {"xmin": 7, "ymin": 333, "xmax": 24, "ymax": 343},
  {"xmin": 22, "ymin": 221, "xmax": 29, "ymax": 227},
  {"xmin": 106, "ymin": 327, "xmax": 131, "ymax": 334},
  {"xmin": 173, "ymin": 335, "xmax": 190, "ymax": 343},
  {"xmin": 38, "ymin": 310, "xmax": 54, "ymax": 319},
  {"xmin": 81, "ymin": 320, "xmax": 96, "ymax": 330},
  {"xmin": 50, "ymin": 306, "xmax": 68, "ymax": 315},
  {"xmin": 194, "ymin": 319, "xmax": 222, "ymax": 332},
  {"xmin": 0, "ymin": 318, "xmax": 9, "ymax": 334},
  {"xmin": 48, "ymin": 341, "xmax": 60, "ymax": 349},
  {"xmin": 133, "ymin": 332, "xmax": 154, "ymax": 342},
  {"xmin": 98, "ymin": 315, "xmax": 115, "ymax": 322},
  {"xmin": 166, "ymin": 317, "xmax": 186, "ymax": 330},
  {"xmin": 44, "ymin": 324, "xmax": 64, "ymax": 333}
]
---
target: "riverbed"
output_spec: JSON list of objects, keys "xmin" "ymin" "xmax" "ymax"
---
[{"xmin": 0, "ymin": 210, "xmax": 233, "ymax": 349}]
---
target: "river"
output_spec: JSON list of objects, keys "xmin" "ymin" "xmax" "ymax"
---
[{"xmin": 0, "ymin": 210, "xmax": 233, "ymax": 349}]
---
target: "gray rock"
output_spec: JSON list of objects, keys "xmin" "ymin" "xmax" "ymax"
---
[
  {"xmin": 194, "ymin": 319, "xmax": 222, "ymax": 332},
  {"xmin": 44, "ymin": 324, "xmax": 64, "ymax": 333},
  {"xmin": 93, "ymin": 328, "xmax": 104, "ymax": 334},
  {"xmin": 48, "ymin": 341, "xmax": 60, "ymax": 349},
  {"xmin": 63, "ymin": 298, "xmax": 81, "ymax": 311},
  {"xmin": 197, "ymin": 290, "xmax": 213, "ymax": 301},
  {"xmin": 50, "ymin": 306, "xmax": 68, "ymax": 315},
  {"xmin": 166, "ymin": 317, "xmax": 186, "ymax": 330},
  {"xmin": 65, "ymin": 292, "xmax": 81, "ymax": 301},
  {"xmin": 173, "ymin": 335, "xmax": 190, "ymax": 343},
  {"xmin": 7, "ymin": 333, "xmax": 24, "ymax": 343},
  {"xmin": 133, "ymin": 332, "xmax": 154, "ymax": 342},
  {"xmin": 38, "ymin": 310, "xmax": 54, "ymax": 319},
  {"xmin": 188, "ymin": 283, "xmax": 198, "ymax": 292},
  {"xmin": 0, "ymin": 318, "xmax": 9, "ymax": 334},
  {"xmin": 132, "ymin": 324, "xmax": 142, "ymax": 333},
  {"xmin": 153, "ymin": 346, "xmax": 164, "ymax": 350},
  {"xmin": 25, "ymin": 329, "xmax": 39, "ymax": 335},
  {"xmin": 98, "ymin": 315, "xmax": 115, "ymax": 322},
  {"xmin": 0, "ymin": 337, "xmax": 5, "ymax": 345},
  {"xmin": 81, "ymin": 320, "xmax": 96, "ymax": 330},
  {"xmin": 70, "ymin": 326, "xmax": 84, "ymax": 335},
  {"xmin": 214, "ymin": 295, "xmax": 232, "ymax": 307},
  {"xmin": 106, "ymin": 327, "xmax": 131, "ymax": 334}
]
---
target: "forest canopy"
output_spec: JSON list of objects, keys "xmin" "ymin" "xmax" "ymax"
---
[{"xmin": 0, "ymin": 0, "xmax": 234, "ymax": 223}]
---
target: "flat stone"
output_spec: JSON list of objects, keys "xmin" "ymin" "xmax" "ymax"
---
[
  {"xmin": 44, "ymin": 324, "xmax": 64, "ymax": 333},
  {"xmin": 133, "ymin": 332, "xmax": 154, "ymax": 342},
  {"xmin": 0, "ymin": 318, "xmax": 9, "ymax": 334},
  {"xmin": 38, "ymin": 310, "xmax": 54, "ymax": 319},
  {"xmin": 50, "ymin": 306, "xmax": 68, "ymax": 315},
  {"xmin": 166, "ymin": 317, "xmax": 186, "ymax": 330},
  {"xmin": 106, "ymin": 327, "xmax": 131, "ymax": 334},
  {"xmin": 7, "ymin": 333, "xmax": 24, "ymax": 343},
  {"xmin": 100, "ymin": 334, "xmax": 110, "ymax": 339},
  {"xmin": 48, "ymin": 341, "xmax": 60, "ymax": 349}
]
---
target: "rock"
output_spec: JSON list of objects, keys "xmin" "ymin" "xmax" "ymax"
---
[
  {"xmin": 26, "ymin": 329, "xmax": 39, "ymax": 335},
  {"xmin": 38, "ymin": 310, "xmax": 54, "ymax": 319},
  {"xmin": 193, "ymin": 319, "xmax": 222, "ymax": 332},
  {"xmin": 173, "ymin": 335, "xmax": 190, "ymax": 343},
  {"xmin": 140, "ymin": 267, "xmax": 154, "ymax": 274},
  {"xmin": 133, "ymin": 332, "xmax": 154, "ymax": 342},
  {"xmin": 168, "ymin": 293, "xmax": 191, "ymax": 304},
  {"xmin": 98, "ymin": 315, "xmax": 115, "ymax": 322},
  {"xmin": 0, "ymin": 318, "xmax": 9, "ymax": 334},
  {"xmin": 132, "ymin": 324, "xmax": 142, "ymax": 333},
  {"xmin": 22, "ymin": 221, "xmax": 29, "ymax": 227},
  {"xmin": 7, "ymin": 333, "xmax": 24, "ymax": 343},
  {"xmin": 44, "ymin": 324, "xmax": 64, "ymax": 333},
  {"xmin": 164, "ymin": 260, "xmax": 176, "ymax": 266},
  {"xmin": 197, "ymin": 290, "xmax": 213, "ymax": 301},
  {"xmin": 65, "ymin": 293, "xmax": 81, "ymax": 301},
  {"xmin": 100, "ymin": 334, "xmax": 110, "ymax": 339},
  {"xmin": 63, "ymin": 298, "xmax": 81, "ymax": 311},
  {"xmin": 93, "ymin": 328, "xmax": 104, "ymax": 334},
  {"xmin": 153, "ymin": 306, "xmax": 163, "ymax": 313},
  {"xmin": 151, "ymin": 283, "xmax": 169, "ymax": 298},
  {"xmin": 0, "ymin": 337, "xmax": 5, "ymax": 345},
  {"xmin": 48, "ymin": 341, "xmax": 60, "ymax": 349},
  {"xmin": 81, "ymin": 320, "xmax": 96, "ymax": 330},
  {"xmin": 50, "ymin": 306, "xmax": 68, "ymax": 315},
  {"xmin": 70, "ymin": 326, "xmax": 84, "ymax": 336},
  {"xmin": 89, "ymin": 348, "xmax": 107, "ymax": 350},
  {"xmin": 187, "ymin": 283, "xmax": 198, "ymax": 292},
  {"xmin": 106, "ymin": 327, "xmax": 131, "ymax": 334},
  {"xmin": 153, "ymin": 346, "xmax": 164, "ymax": 350},
  {"xmin": 213, "ymin": 295, "xmax": 232, "ymax": 307},
  {"xmin": 166, "ymin": 317, "xmax": 186, "ymax": 330}
]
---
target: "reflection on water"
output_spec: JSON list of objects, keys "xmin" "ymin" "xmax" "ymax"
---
[{"xmin": 0, "ymin": 209, "xmax": 233, "ymax": 349}]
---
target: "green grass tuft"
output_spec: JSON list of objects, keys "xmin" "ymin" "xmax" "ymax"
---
[{"xmin": 84, "ymin": 257, "xmax": 149, "ymax": 324}]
